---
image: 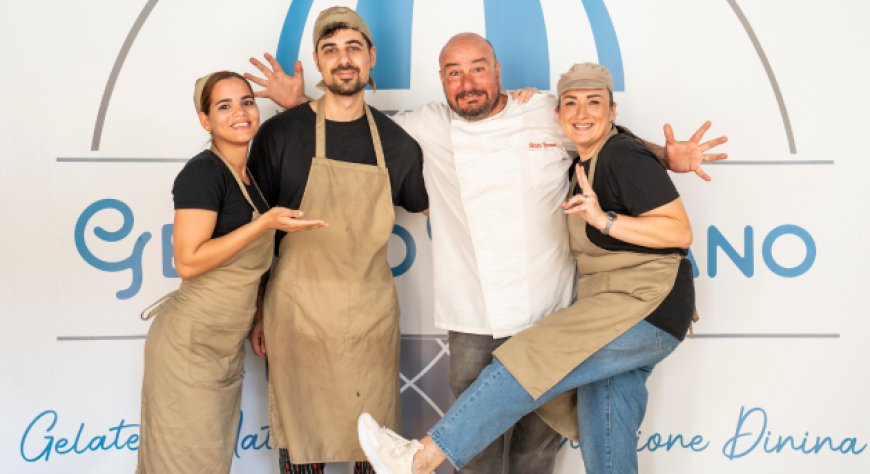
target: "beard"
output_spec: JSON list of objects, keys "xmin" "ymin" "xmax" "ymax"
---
[
  {"xmin": 449, "ymin": 88, "xmax": 499, "ymax": 121},
  {"xmin": 326, "ymin": 65, "xmax": 367, "ymax": 96}
]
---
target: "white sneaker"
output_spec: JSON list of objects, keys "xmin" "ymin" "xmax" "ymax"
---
[{"xmin": 357, "ymin": 413, "xmax": 424, "ymax": 474}]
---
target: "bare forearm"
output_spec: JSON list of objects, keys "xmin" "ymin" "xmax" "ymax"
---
[
  {"xmin": 175, "ymin": 219, "xmax": 268, "ymax": 279},
  {"xmin": 593, "ymin": 213, "xmax": 692, "ymax": 249}
]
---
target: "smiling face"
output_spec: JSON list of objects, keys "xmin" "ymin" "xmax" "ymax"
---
[
  {"xmin": 558, "ymin": 88, "xmax": 617, "ymax": 158},
  {"xmin": 439, "ymin": 33, "xmax": 502, "ymax": 121},
  {"xmin": 198, "ymin": 77, "xmax": 259, "ymax": 148},
  {"xmin": 313, "ymin": 27, "xmax": 376, "ymax": 96}
]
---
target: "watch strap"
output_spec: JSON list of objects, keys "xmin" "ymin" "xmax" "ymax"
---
[{"xmin": 602, "ymin": 211, "xmax": 617, "ymax": 235}]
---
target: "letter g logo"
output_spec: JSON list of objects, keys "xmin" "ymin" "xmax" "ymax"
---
[{"xmin": 74, "ymin": 199, "xmax": 150, "ymax": 300}]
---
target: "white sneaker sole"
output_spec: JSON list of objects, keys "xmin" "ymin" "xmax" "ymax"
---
[{"xmin": 357, "ymin": 414, "xmax": 396, "ymax": 474}]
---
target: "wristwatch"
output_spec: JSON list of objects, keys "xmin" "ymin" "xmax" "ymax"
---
[{"xmin": 602, "ymin": 211, "xmax": 617, "ymax": 236}]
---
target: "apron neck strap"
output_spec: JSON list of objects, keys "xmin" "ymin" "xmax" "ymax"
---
[
  {"xmin": 569, "ymin": 126, "xmax": 619, "ymax": 195},
  {"xmin": 209, "ymin": 145, "xmax": 267, "ymax": 212},
  {"xmin": 315, "ymin": 99, "xmax": 387, "ymax": 169}
]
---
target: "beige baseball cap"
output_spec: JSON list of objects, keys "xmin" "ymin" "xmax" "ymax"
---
[
  {"xmin": 311, "ymin": 6, "xmax": 376, "ymax": 91},
  {"xmin": 312, "ymin": 6, "xmax": 373, "ymax": 48},
  {"xmin": 556, "ymin": 62, "xmax": 613, "ymax": 96},
  {"xmin": 193, "ymin": 72, "xmax": 215, "ymax": 113}
]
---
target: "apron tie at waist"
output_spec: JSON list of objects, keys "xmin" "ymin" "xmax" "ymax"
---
[
  {"xmin": 140, "ymin": 291, "xmax": 176, "ymax": 321},
  {"xmin": 686, "ymin": 307, "xmax": 701, "ymax": 338}
]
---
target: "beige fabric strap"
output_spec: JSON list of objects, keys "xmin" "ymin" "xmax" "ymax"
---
[
  {"xmin": 363, "ymin": 105, "xmax": 386, "ymax": 168},
  {"xmin": 140, "ymin": 291, "xmax": 174, "ymax": 321},
  {"xmin": 208, "ymin": 145, "xmax": 268, "ymax": 212},
  {"xmin": 568, "ymin": 125, "xmax": 619, "ymax": 196},
  {"xmin": 314, "ymin": 100, "xmax": 386, "ymax": 168}
]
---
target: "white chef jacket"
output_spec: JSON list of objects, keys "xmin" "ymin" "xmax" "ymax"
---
[{"xmin": 393, "ymin": 94, "xmax": 576, "ymax": 338}]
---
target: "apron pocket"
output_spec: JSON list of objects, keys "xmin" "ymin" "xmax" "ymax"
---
[{"xmin": 186, "ymin": 323, "xmax": 247, "ymax": 387}]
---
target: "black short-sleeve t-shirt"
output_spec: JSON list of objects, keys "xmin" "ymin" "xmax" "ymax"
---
[
  {"xmin": 571, "ymin": 132, "xmax": 695, "ymax": 340},
  {"xmin": 172, "ymin": 150, "xmax": 268, "ymax": 238},
  {"xmin": 248, "ymin": 103, "xmax": 428, "ymax": 215},
  {"xmin": 575, "ymin": 133, "xmax": 684, "ymax": 255}
]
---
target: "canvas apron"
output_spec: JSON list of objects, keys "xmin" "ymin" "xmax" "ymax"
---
[
  {"xmin": 263, "ymin": 101, "xmax": 400, "ymax": 463},
  {"xmin": 136, "ymin": 148, "xmax": 274, "ymax": 473},
  {"xmin": 494, "ymin": 129, "xmax": 683, "ymax": 441}
]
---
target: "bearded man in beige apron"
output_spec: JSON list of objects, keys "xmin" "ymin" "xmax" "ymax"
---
[
  {"xmin": 358, "ymin": 63, "xmax": 697, "ymax": 474},
  {"xmin": 245, "ymin": 7, "xmax": 428, "ymax": 474},
  {"xmin": 137, "ymin": 71, "xmax": 326, "ymax": 473}
]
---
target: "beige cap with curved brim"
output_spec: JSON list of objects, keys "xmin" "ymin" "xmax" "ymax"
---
[
  {"xmin": 312, "ymin": 6, "xmax": 376, "ymax": 91},
  {"xmin": 556, "ymin": 62, "xmax": 613, "ymax": 96},
  {"xmin": 193, "ymin": 72, "xmax": 215, "ymax": 113}
]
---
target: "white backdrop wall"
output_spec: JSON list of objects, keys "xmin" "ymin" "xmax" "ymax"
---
[{"xmin": 2, "ymin": 1, "xmax": 869, "ymax": 473}]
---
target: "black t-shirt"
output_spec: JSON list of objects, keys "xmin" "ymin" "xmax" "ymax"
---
[
  {"xmin": 172, "ymin": 150, "xmax": 268, "ymax": 238},
  {"xmin": 248, "ymin": 103, "xmax": 429, "ymax": 215},
  {"xmin": 575, "ymin": 133, "xmax": 685, "ymax": 256},
  {"xmin": 571, "ymin": 132, "xmax": 695, "ymax": 340}
]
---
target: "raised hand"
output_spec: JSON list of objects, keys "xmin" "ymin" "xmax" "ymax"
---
[
  {"xmin": 663, "ymin": 121, "xmax": 728, "ymax": 181},
  {"xmin": 245, "ymin": 53, "xmax": 308, "ymax": 109}
]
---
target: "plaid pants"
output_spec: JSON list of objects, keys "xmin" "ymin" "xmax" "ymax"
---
[{"xmin": 278, "ymin": 449, "xmax": 375, "ymax": 474}]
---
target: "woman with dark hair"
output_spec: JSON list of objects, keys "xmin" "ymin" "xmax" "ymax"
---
[
  {"xmin": 358, "ymin": 62, "xmax": 696, "ymax": 474},
  {"xmin": 136, "ymin": 71, "xmax": 326, "ymax": 473}
]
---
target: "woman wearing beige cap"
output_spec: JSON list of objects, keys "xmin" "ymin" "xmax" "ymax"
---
[
  {"xmin": 136, "ymin": 71, "xmax": 326, "ymax": 473},
  {"xmin": 358, "ymin": 62, "xmax": 696, "ymax": 474}
]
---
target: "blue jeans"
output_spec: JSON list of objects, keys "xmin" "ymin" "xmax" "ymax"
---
[
  {"xmin": 429, "ymin": 321, "xmax": 680, "ymax": 474},
  {"xmin": 448, "ymin": 332, "xmax": 560, "ymax": 474}
]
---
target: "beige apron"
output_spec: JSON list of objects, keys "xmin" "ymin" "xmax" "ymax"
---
[
  {"xmin": 494, "ymin": 129, "xmax": 683, "ymax": 441},
  {"xmin": 137, "ymin": 148, "xmax": 274, "ymax": 473},
  {"xmin": 263, "ymin": 101, "xmax": 400, "ymax": 463}
]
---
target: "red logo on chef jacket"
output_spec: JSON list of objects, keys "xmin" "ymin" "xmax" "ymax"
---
[{"xmin": 529, "ymin": 142, "xmax": 559, "ymax": 149}]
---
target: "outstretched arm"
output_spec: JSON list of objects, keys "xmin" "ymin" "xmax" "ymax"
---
[
  {"xmin": 173, "ymin": 207, "xmax": 326, "ymax": 280},
  {"xmin": 245, "ymin": 52, "xmax": 310, "ymax": 109}
]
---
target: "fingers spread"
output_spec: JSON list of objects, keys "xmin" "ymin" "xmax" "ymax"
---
[
  {"xmin": 703, "ymin": 152, "xmax": 728, "ymax": 163},
  {"xmin": 245, "ymin": 73, "xmax": 267, "ymax": 87},
  {"xmin": 250, "ymin": 57, "xmax": 271, "ymax": 76},
  {"xmin": 266, "ymin": 53, "xmax": 283, "ymax": 72},
  {"xmin": 690, "ymin": 120, "xmax": 712, "ymax": 143},
  {"xmin": 699, "ymin": 135, "xmax": 728, "ymax": 151},
  {"xmin": 663, "ymin": 123, "xmax": 675, "ymax": 143}
]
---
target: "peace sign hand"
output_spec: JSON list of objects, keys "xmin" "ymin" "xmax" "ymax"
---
[
  {"xmin": 562, "ymin": 165, "xmax": 607, "ymax": 229},
  {"xmin": 663, "ymin": 121, "xmax": 728, "ymax": 181}
]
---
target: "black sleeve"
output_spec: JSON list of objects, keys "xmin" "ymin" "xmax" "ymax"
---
[
  {"xmin": 248, "ymin": 118, "xmax": 279, "ymax": 207},
  {"xmin": 172, "ymin": 156, "xmax": 223, "ymax": 211},
  {"xmin": 395, "ymin": 140, "xmax": 429, "ymax": 213},
  {"xmin": 607, "ymin": 140, "xmax": 679, "ymax": 216}
]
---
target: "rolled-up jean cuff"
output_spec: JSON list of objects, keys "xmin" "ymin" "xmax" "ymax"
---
[{"xmin": 428, "ymin": 429, "xmax": 463, "ymax": 469}]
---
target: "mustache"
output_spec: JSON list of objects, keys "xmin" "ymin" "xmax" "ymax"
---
[
  {"xmin": 331, "ymin": 65, "xmax": 360, "ymax": 74},
  {"xmin": 455, "ymin": 89, "xmax": 488, "ymax": 101}
]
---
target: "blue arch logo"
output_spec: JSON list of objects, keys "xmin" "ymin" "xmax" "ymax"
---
[{"xmin": 275, "ymin": 0, "xmax": 625, "ymax": 91}]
